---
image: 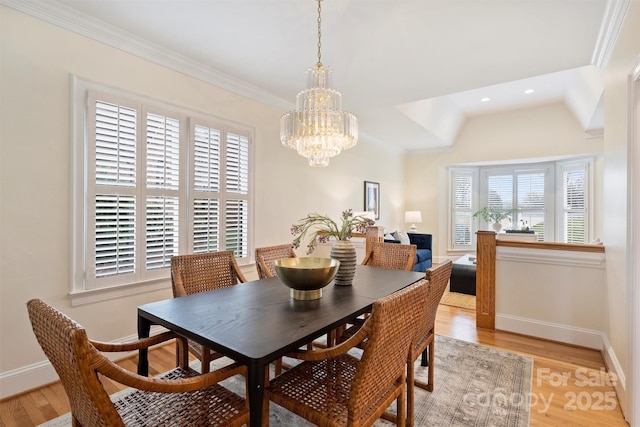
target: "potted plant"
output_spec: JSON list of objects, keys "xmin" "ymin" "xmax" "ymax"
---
[
  {"xmin": 472, "ymin": 207, "xmax": 516, "ymax": 232},
  {"xmin": 291, "ymin": 209, "xmax": 374, "ymax": 285}
]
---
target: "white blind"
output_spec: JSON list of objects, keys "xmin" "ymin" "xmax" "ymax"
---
[
  {"xmin": 225, "ymin": 199, "xmax": 249, "ymax": 258},
  {"xmin": 487, "ymin": 175, "xmax": 513, "ymax": 210},
  {"xmin": 146, "ymin": 113, "xmax": 180, "ymax": 190},
  {"xmin": 95, "ymin": 101, "xmax": 136, "ymax": 186},
  {"xmin": 93, "ymin": 99, "xmax": 138, "ymax": 279},
  {"xmin": 190, "ymin": 123, "xmax": 251, "ymax": 259},
  {"xmin": 517, "ymin": 171, "xmax": 545, "ymax": 240},
  {"xmin": 193, "ymin": 198, "xmax": 220, "ymax": 253},
  {"xmin": 453, "ymin": 173, "xmax": 473, "ymax": 247},
  {"xmin": 226, "ymin": 133, "xmax": 249, "ymax": 194},
  {"xmin": 94, "ymin": 194, "xmax": 135, "ymax": 277},
  {"xmin": 145, "ymin": 196, "xmax": 180, "ymax": 270},
  {"xmin": 194, "ymin": 125, "xmax": 221, "ymax": 192},
  {"xmin": 562, "ymin": 166, "xmax": 586, "ymax": 243}
]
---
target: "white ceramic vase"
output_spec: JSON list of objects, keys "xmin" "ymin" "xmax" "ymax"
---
[{"xmin": 330, "ymin": 239, "xmax": 357, "ymax": 286}]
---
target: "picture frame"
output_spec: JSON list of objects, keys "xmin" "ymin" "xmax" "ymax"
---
[{"xmin": 364, "ymin": 181, "xmax": 380, "ymax": 220}]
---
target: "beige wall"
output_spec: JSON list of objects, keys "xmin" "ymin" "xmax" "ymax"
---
[
  {"xmin": 405, "ymin": 102, "xmax": 605, "ymax": 257},
  {"xmin": 0, "ymin": 7, "xmax": 404, "ymax": 396},
  {"xmin": 602, "ymin": 0, "xmax": 640, "ymax": 416}
]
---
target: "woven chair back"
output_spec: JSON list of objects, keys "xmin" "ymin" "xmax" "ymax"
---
[
  {"xmin": 27, "ymin": 299, "xmax": 124, "ymax": 427},
  {"xmin": 255, "ymin": 244, "xmax": 296, "ymax": 279},
  {"xmin": 349, "ymin": 279, "xmax": 429, "ymax": 420},
  {"xmin": 171, "ymin": 251, "xmax": 245, "ymax": 297},
  {"xmin": 363, "ymin": 241, "xmax": 417, "ymax": 271},
  {"xmin": 422, "ymin": 260, "xmax": 453, "ymax": 339}
]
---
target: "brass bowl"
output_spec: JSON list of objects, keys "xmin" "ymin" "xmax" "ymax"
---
[{"xmin": 274, "ymin": 257, "xmax": 340, "ymax": 300}]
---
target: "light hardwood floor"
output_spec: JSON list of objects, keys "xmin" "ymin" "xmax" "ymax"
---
[{"xmin": 0, "ymin": 304, "xmax": 629, "ymax": 426}]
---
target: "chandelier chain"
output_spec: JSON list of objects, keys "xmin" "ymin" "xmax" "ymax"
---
[{"xmin": 317, "ymin": 0, "xmax": 322, "ymax": 67}]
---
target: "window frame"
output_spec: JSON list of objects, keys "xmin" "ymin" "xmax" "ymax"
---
[{"xmin": 72, "ymin": 77, "xmax": 254, "ymax": 305}]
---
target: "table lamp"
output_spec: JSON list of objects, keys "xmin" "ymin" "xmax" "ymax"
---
[{"xmin": 405, "ymin": 211, "xmax": 422, "ymax": 232}]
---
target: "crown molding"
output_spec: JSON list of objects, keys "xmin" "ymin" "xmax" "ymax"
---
[
  {"xmin": 591, "ymin": 0, "xmax": 631, "ymax": 69},
  {"xmin": 1, "ymin": 0, "xmax": 385, "ymax": 151},
  {"xmin": 0, "ymin": 0, "xmax": 292, "ymax": 111}
]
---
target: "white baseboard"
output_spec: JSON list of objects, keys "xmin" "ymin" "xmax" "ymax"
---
[
  {"xmin": 0, "ymin": 326, "xmax": 168, "ymax": 400},
  {"xmin": 601, "ymin": 334, "xmax": 627, "ymax": 416},
  {"xmin": 496, "ymin": 313, "xmax": 604, "ymax": 349}
]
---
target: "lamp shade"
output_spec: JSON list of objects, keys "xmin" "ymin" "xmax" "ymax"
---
[
  {"xmin": 405, "ymin": 211, "xmax": 422, "ymax": 223},
  {"xmin": 405, "ymin": 211, "xmax": 422, "ymax": 232}
]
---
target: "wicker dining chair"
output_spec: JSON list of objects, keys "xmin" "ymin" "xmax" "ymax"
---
[
  {"xmin": 337, "ymin": 241, "xmax": 418, "ymax": 346},
  {"xmin": 262, "ymin": 279, "xmax": 429, "ymax": 427},
  {"xmin": 361, "ymin": 241, "xmax": 417, "ymax": 271},
  {"xmin": 26, "ymin": 298, "xmax": 249, "ymax": 427},
  {"xmin": 255, "ymin": 243, "xmax": 296, "ymax": 279},
  {"xmin": 171, "ymin": 251, "xmax": 247, "ymax": 373},
  {"xmin": 406, "ymin": 260, "xmax": 453, "ymax": 426}
]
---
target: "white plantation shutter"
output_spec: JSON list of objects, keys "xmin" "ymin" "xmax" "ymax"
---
[
  {"xmin": 487, "ymin": 175, "xmax": 513, "ymax": 210},
  {"xmin": 77, "ymin": 84, "xmax": 253, "ymax": 293},
  {"xmin": 192, "ymin": 124, "xmax": 221, "ymax": 253},
  {"xmin": 190, "ymin": 122, "xmax": 251, "ymax": 260},
  {"xmin": 94, "ymin": 195, "xmax": 135, "ymax": 277},
  {"xmin": 193, "ymin": 199, "xmax": 220, "ymax": 253},
  {"xmin": 95, "ymin": 101, "xmax": 136, "ymax": 186},
  {"xmin": 145, "ymin": 196, "xmax": 180, "ymax": 270},
  {"xmin": 226, "ymin": 200, "xmax": 249, "ymax": 258},
  {"xmin": 560, "ymin": 162, "xmax": 588, "ymax": 243},
  {"xmin": 226, "ymin": 133, "xmax": 250, "ymax": 194},
  {"xmin": 91, "ymin": 96, "xmax": 139, "ymax": 285},
  {"xmin": 451, "ymin": 169, "xmax": 477, "ymax": 250},
  {"xmin": 486, "ymin": 174, "xmax": 513, "ymax": 230},
  {"xmin": 516, "ymin": 171, "xmax": 545, "ymax": 240},
  {"xmin": 194, "ymin": 125, "xmax": 221, "ymax": 192},
  {"xmin": 224, "ymin": 133, "xmax": 250, "ymax": 258},
  {"xmin": 146, "ymin": 113, "xmax": 180, "ymax": 189},
  {"xmin": 144, "ymin": 111, "xmax": 181, "ymax": 270}
]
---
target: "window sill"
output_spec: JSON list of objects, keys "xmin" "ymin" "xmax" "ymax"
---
[{"xmin": 69, "ymin": 277, "xmax": 171, "ymax": 307}]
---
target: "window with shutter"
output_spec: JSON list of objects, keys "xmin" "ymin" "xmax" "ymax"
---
[
  {"xmin": 450, "ymin": 169, "xmax": 477, "ymax": 250},
  {"xmin": 449, "ymin": 159, "xmax": 591, "ymax": 250},
  {"xmin": 558, "ymin": 161, "xmax": 590, "ymax": 244},
  {"xmin": 74, "ymin": 79, "xmax": 253, "ymax": 297}
]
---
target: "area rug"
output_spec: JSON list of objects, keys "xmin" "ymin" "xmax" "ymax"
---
[
  {"xmin": 440, "ymin": 285, "xmax": 476, "ymax": 310},
  {"xmin": 39, "ymin": 335, "xmax": 532, "ymax": 426}
]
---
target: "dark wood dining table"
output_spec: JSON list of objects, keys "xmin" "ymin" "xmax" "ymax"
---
[{"xmin": 137, "ymin": 265, "xmax": 424, "ymax": 427}]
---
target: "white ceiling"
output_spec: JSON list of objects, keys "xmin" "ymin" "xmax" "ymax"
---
[{"xmin": 6, "ymin": 0, "xmax": 626, "ymax": 151}]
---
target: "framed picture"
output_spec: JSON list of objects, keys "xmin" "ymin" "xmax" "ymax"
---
[{"xmin": 364, "ymin": 181, "xmax": 380, "ymax": 220}]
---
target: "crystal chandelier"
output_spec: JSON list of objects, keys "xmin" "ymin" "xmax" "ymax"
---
[{"xmin": 280, "ymin": 0, "xmax": 358, "ymax": 167}]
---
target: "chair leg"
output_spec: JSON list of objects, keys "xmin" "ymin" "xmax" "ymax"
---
[
  {"xmin": 398, "ymin": 383, "xmax": 406, "ymax": 427},
  {"xmin": 274, "ymin": 358, "xmax": 283, "ymax": 376},
  {"xmin": 407, "ymin": 359, "xmax": 415, "ymax": 427},
  {"xmin": 427, "ymin": 341, "xmax": 434, "ymax": 392}
]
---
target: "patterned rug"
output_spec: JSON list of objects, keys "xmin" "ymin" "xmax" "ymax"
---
[{"xmin": 39, "ymin": 335, "xmax": 532, "ymax": 426}]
